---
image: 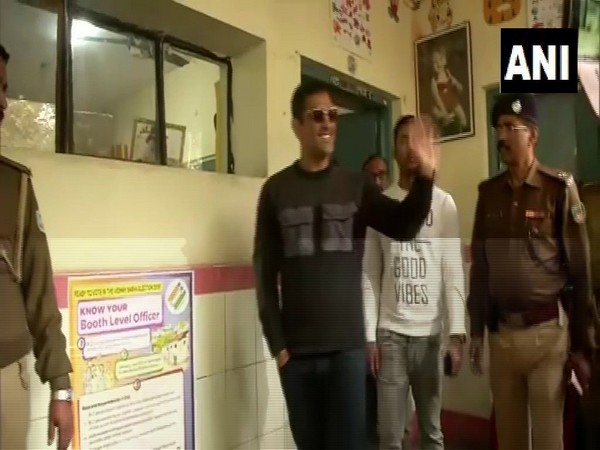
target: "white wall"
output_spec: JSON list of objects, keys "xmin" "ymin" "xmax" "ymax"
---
[{"xmin": 231, "ymin": 43, "xmax": 268, "ymax": 178}]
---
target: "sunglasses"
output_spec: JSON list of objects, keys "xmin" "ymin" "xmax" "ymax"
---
[{"xmin": 306, "ymin": 107, "xmax": 339, "ymax": 123}]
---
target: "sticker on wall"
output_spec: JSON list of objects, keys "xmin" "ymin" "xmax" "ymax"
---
[
  {"xmin": 347, "ymin": 54, "xmax": 357, "ymax": 74},
  {"xmin": 527, "ymin": 0, "xmax": 565, "ymax": 28},
  {"xmin": 331, "ymin": 0, "xmax": 373, "ymax": 60},
  {"xmin": 403, "ymin": 0, "xmax": 423, "ymax": 10},
  {"xmin": 484, "ymin": 0, "xmax": 521, "ymax": 25},
  {"xmin": 389, "ymin": 0, "xmax": 400, "ymax": 22},
  {"xmin": 428, "ymin": 0, "xmax": 454, "ymax": 33}
]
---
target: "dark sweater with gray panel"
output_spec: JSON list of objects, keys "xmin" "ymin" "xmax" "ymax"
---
[{"xmin": 254, "ymin": 161, "xmax": 433, "ymax": 357}]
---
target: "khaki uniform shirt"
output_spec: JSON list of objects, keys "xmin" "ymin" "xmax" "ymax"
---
[
  {"xmin": 467, "ymin": 161, "xmax": 597, "ymax": 352},
  {"xmin": 0, "ymin": 155, "xmax": 72, "ymax": 390}
]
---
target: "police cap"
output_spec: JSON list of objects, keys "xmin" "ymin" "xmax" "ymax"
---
[{"xmin": 491, "ymin": 93, "xmax": 538, "ymax": 127}]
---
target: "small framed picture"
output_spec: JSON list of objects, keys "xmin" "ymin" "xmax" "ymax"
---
[{"xmin": 131, "ymin": 118, "xmax": 186, "ymax": 165}]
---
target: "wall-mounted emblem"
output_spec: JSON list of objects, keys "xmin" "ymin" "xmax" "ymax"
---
[{"xmin": 347, "ymin": 54, "xmax": 357, "ymax": 74}]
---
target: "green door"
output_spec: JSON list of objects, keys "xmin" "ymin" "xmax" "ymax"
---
[
  {"xmin": 535, "ymin": 94, "xmax": 578, "ymax": 173},
  {"xmin": 334, "ymin": 109, "xmax": 381, "ymax": 171},
  {"xmin": 575, "ymin": 90, "xmax": 600, "ymax": 184}
]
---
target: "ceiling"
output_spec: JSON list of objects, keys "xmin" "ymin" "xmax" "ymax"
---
[
  {"xmin": 0, "ymin": 0, "xmax": 223, "ymax": 113},
  {"xmin": 74, "ymin": 0, "xmax": 263, "ymax": 57}
]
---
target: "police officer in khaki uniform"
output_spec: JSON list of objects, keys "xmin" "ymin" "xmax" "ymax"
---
[
  {"xmin": 467, "ymin": 93, "xmax": 597, "ymax": 450},
  {"xmin": 0, "ymin": 44, "xmax": 73, "ymax": 450}
]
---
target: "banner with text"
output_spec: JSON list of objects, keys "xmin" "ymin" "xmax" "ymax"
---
[{"xmin": 68, "ymin": 270, "xmax": 194, "ymax": 450}]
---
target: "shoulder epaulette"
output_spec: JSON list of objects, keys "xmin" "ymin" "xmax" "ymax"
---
[
  {"xmin": 0, "ymin": 155, "xmax": 32, "ymax": 176},
  {"xmin": 537, "ymin": 165, "xmax": 574, "ymax": 186}
]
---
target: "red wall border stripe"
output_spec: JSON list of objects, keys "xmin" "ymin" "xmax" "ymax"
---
[
  {"xmin": 53, "ymin": 264, "xmax": 256, "ymax": 309},
  {"xmin": 53, "ymin": 245, "xmax": 470, "ymax": 308}
]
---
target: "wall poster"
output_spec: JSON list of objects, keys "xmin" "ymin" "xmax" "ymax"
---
[
  {"xmin": 527, "ymin": 0, "xmax": 565, "ymax": 28},
  {"xmin": 68, "ymin": 270, "xmax": 194, "ymax": 450},
  {"xmin": 331, "ymin": 0, "xmax": 373, "ymax": 59}
]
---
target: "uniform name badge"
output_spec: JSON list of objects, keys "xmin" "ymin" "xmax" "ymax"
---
[
  {"xmin": 571, "ymin": 203, "xmax": 586, "ymax": 224},
  {"xmin": 36, "ymin": 210, "xmax": 45, "ymax": 233}
]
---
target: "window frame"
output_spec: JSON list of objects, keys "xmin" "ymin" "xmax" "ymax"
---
[{"xmin": 53, "ymin": 0, "xmax": 234, "ymax": 173}]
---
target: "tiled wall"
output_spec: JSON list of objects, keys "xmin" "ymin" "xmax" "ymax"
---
[
  {"xmin": 194, "ymin": 288, "xmax": 295, "ymax": 450},
  {"xmin": 1, "ymin": 266, "xmax": 294, "ymax": 450},
  {"xmin": 190, "ymin": 265, "xmax": 294, "ymax": 448},
  {"xmin": 4, "ymin": 257, "xmax": 490, "ymax": 449}
]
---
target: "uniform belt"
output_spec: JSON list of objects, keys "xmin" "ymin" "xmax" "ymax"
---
[{"xmin": 499, "ymin": 302, "xmax": 559, "ymax": 328}]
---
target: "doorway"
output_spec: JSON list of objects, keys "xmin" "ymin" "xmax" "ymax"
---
[
  {"xmin": 301, "ymin": 58, "xmax": 396, "ymax": 173},
  {"xmin": 326, "ymin": 84, "xmax": 386, "ymax": 171},
  {"xmin": 485, "ymin": 85, "xmax": 600, "ymax": 182}
]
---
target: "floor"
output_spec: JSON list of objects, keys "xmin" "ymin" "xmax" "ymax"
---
[{"xmin": 406, "ymin": 411, "xmax": 492, "ymax": 450}]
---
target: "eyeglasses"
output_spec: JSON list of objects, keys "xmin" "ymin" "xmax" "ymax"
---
[
  {"xmin": 493, "ymin": 124, "xmax": 528, "ymax": 135},
  {"xmin": 306, "ymin": 108, "xmax": 338, "ymax": 123}
]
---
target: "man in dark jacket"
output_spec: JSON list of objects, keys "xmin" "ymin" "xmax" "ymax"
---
[{"xmin": 253, "ymin": 80, "xmax": 438, "ymax": 450}]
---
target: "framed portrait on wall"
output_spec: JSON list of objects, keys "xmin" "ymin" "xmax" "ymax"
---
[
  {"xmin": 131, "ymin": 118, "xmax": 186, "ymax": 165},
  {"xmin": 165, "ymin": 123, "xmax": 186, "ymax": 166},
  {"xmin": 131, "ymin": 118, "xmax": 159, "ymax": 164},
  {"xmin": 414, "ymin": 21, "xmax": 474, "ymax": 143}
]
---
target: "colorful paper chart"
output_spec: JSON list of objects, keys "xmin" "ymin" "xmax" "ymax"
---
[{"xmin": 331, "ymin": 0, "xmax": 373, "ymax": 59}]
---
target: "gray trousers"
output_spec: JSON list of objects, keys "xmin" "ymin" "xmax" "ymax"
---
[
  {"xmin": 377, "ymin": 329, "xmax": 444, "ymax": 450},
  {"xmin": 403, "ymin": 391, "xmax": 415, "ymax": 449}
]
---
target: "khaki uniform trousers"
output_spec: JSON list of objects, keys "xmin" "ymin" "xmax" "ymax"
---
[
  {"xmin": 489, "ymin": 308, "xmax": 569, "ymax": 450},
  {"xmin": 0, "ymin": 357, "xmax": 31, "ymax": 449}
]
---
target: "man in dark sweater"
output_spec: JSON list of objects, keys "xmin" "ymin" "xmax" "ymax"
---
[{"xmin": 253, "ymin": 80, "xmax": 437, "ymax": 450}]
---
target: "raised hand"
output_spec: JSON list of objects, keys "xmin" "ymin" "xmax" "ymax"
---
[{"xmin": 408, "ymin": 115, "xmax": 439, "ymax": 180}]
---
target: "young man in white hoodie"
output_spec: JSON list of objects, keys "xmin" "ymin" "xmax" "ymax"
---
[{"xmin": 363, "ymin": 115, "xmax": 467, "ymax": 449}]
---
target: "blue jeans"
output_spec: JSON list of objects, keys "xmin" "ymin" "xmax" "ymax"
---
[
  {"xmin": 367, "ymin": 372, "xmax": 379, "ymax": 449},
  {"xmin": 279, "ymin": 348, "xmax": 367, "ymax": 450}
]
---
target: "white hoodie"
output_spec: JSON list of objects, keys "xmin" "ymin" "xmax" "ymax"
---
[{"xmin": 362, "ymin": 184, "xmax": 467, "ymax": 341}]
